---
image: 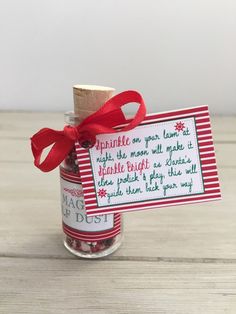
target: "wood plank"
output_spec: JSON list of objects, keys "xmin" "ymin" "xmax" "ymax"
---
[
  {"xmin": 0, "ymin": 258, "xmax": 236, "ymax": 314},
  {"xmin": 211, "ymin": 116, "xmax": 236, "ymax": 142},
  {"xmin": 0, "ymin": 113, "xmax": 235, "ymax": 142},
  {"xmin": 0, "ymin": 162, "xmax": 234, "ymax": 259},
  {"xmin": 0, "ymin": 112, "xmax": 63, "ymax": 139}
]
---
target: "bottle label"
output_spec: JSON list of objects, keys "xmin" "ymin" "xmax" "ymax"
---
[{"xmin": 60, "ymin": 169, "xmax": 121, "ymax": 241}]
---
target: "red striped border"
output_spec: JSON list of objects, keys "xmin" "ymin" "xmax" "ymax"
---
[
  {"xmin": 60, "ymin": 167, "xmax": 82, "ymax": 184},
  {"xmin": 76, "ymin": 105, "xmax": 221, "ymax": 216},
  {"xmin": 63, "ymin": 213, "xmax": 121, "ymax": 241}
]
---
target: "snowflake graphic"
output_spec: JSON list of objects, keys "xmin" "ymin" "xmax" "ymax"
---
[
  {"xmin": 98, "ymin": 188, "xmax": 107, "ymax": 198},
  {"xmin": 175, "ymin": 121, "xmax": 185, "ymax": 132}
]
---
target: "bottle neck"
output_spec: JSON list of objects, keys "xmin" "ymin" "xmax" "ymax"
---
[{"xmin": 64, "ymin": 111, "xmax": 81, "ymax": 126}]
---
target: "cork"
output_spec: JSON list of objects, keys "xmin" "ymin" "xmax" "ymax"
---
[{"xmin": 73, "ymin": 85, "xmax": 115, "ymax": 121}]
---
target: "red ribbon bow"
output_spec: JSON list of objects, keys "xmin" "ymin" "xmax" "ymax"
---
[{"xmin": 31, "ymin": 90, "xmax": 146, "ymax": 172}]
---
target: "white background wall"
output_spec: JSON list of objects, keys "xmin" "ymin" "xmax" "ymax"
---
[{"xmin": 0, "ymin": 0, "xmax": 235, "ymax": 114}]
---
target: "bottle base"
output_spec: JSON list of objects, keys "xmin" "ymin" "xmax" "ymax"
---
[{"xmin": 63, "ymin": 234, "xmax": 123, "ymax": 259}]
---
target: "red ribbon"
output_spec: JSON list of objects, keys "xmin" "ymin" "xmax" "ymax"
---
[{"xmin": 31, "ymin": 90, "xmax": 146, "ymax": 172}]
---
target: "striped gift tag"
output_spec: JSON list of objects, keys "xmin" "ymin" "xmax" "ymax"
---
[{"xmin": 76, "ymin": 105, "xmax": 221, "ymax": 217}]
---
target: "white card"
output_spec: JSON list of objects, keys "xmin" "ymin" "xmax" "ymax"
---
[{"xmin": 76, "ymin": 105, "xmax": 221, "ymax": 216}]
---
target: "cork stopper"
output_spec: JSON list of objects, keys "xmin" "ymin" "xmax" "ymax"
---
[{"xmin": 73, "ymin": 85, "xmax": 115, "ymax": 121}]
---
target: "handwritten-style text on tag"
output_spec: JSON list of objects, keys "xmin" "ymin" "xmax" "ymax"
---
[{"xmin": 76, "ymin": 106, "xmax": 221, "ymax": 216}]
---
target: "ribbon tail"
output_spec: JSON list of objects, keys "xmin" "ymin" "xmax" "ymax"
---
[{"xmin": 30, "ymin": 128, "xmax": 74, "ymax": 172}]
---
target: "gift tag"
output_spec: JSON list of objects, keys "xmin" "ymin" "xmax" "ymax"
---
[{"xmin": 76, "ymin": 105, "xmax": 221, "ymax": 216}]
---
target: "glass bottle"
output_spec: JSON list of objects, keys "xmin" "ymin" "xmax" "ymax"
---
[{"xmin": 60, "ymin": 112, "xmax": 123, "ymax": 258}]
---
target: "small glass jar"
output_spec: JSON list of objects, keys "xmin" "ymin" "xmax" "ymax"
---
[{"xmin": 60, "ymin": 112, "xmax": 123, "ymax": 258}]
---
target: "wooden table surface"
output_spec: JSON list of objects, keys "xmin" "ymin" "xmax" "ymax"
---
[{"xmin": 0, "ymin": 113, "xmax": 236, "ymax": 314}]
